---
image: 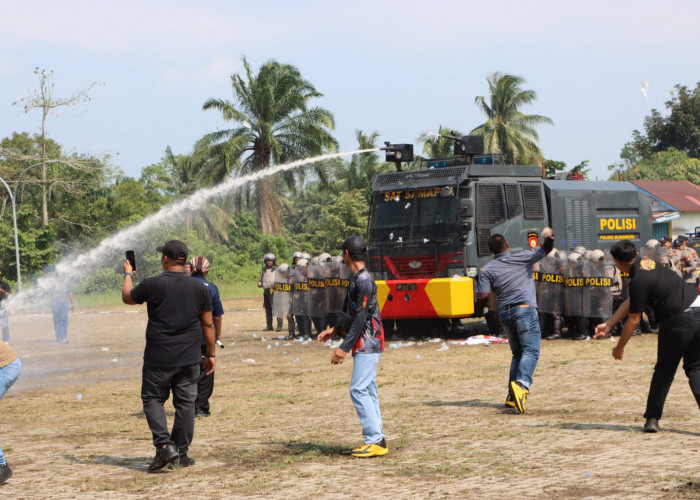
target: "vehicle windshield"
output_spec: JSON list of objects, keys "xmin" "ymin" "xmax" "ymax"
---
[
  {"xmin": 369, "ymin": 188, "xmax": 459, "ymax": 242},
  {"xmin": 413, "ymin": 195, "xmax": 459, "ymax": 237},
  {"xmin": 369, "ymin": 193, "xmax": 413, "ymax": 242}
]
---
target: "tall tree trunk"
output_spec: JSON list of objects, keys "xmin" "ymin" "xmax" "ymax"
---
[
  {"xmin": 257, "ymin": 177, "xmax": 282, "ymax": 235},
  {"xmin": 41, "ymin": 104, "xmax": 49, "ymax": 226}
]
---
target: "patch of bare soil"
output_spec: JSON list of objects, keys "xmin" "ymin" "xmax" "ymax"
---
[{"xmin": 2, "ymin": 298, "xmax": 700, "ymax": 499}]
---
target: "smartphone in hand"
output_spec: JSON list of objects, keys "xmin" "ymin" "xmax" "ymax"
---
[{"xmin": 126, "ymin": 250, "xmax": 136, "ymax": 271}]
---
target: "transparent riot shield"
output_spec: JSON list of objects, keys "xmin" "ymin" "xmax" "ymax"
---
[
  {"xmin": 583, "ymin": 254, "xmax": 614, "ymax": 319},
  {"xmin": 564, "ymin": 252, "xmax": 585, "ymax": 318},
  {"xmin": 537, "ymin": 252, "xmax": 564, "ymax": 315},
  {"xmin": 272, "ymin": 268, "xmax": 292, "ymax": 319},
  {"xmin": 306, "ymin": 259, "xmax": 328, "ymax": 319},
  {"xmin": 292, "ymin": 265, "xmax": 309, "ymax": 316},
  {"xmin": 325, "ymin": 258, "xmax": 350, "ymax": 316}
]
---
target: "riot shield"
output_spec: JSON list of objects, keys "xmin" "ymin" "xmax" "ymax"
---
[
  {"xmin": 325, "ymin": 258, "xmax": 350, "ymax": 317},
  {"xmin": 537, "ymin": 252, "xmax": 564, "ymax": 315},
  {"xmin": 564, "ymin": 252, "xmax": 585, "ymax": 318},
  {"xmin": 272, "ymin": 268, "xmax": 292, "ymax": 319},
  {"xmin": 306, "ymin": 259, "xmax": 328, "ymax": 319},
  {"xmin": 292, "ymin": 265, "xmax": 309, "ymax": 316},
  {"xmin": 583, "ymin": 255, "xmax": 614, "ymax": 319}
]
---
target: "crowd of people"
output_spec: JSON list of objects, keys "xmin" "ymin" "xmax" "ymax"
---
[
  {"xmin": 2, "ymin": 229, "xmax": 699, "ymax": 481},
  {"xmin": 515, "ymin": 235, "xmax": 700, "ymax": 342},
  {"xmin": 258, "ymin": 251, "xmax": 351, "ymax": 340}
]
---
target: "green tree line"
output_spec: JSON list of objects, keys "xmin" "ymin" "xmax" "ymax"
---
[{"xmin": 1, "ymin": 60, "xmax": 697, "ymax": 295}]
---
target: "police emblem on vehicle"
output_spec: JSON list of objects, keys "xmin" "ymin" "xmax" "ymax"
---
[{"xmin": 408, "ymin": 261, "xmax": 422, "ymax": 269}]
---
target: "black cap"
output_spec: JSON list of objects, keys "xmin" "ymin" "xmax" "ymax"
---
[
  {"xmin": 660, "ymin": 236, "xmax": 672, "ymax": 244},
  {"xmin": 336, "ymin": 235, "xmax": 367, "ymax": 255},
  {"xmin": 156, "ymin": 240, "xmax": 188, "ymax": 261},
  {"xmin": 678, "ymin": 234, "xmax": 688, "ymax": 242},
  {"xmin": 673, "ymin": 239, "xmax": 682, "ymax": 247}
]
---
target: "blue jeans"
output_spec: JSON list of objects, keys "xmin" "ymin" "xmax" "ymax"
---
[
  {"xmin": 350, "ymin": 353, "xmax": 384, "ymax": 444},
  {"xmin": 52, "ymin": 301, "xmax": 69, "ymax": 341},
  {"xmin": 499, "ymin": 305, "xmax": 541, "ymax": 390},
  {"xmin": 0, "ymin": 358, "xmax": 21, "ymax": 466}
]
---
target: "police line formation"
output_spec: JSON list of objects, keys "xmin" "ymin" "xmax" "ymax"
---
[{"xmin": 259, "ymin": 236, "xmax": 700, "ymax": 342}]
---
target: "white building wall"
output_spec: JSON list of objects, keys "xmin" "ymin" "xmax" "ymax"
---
[{"xmin": 672, "ymin": 212, "xmax": 700, "ymax": 237}]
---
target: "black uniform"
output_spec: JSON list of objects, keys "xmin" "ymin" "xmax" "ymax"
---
[{"xmin": 627, "ymin": 258, "xmax": 700, "ymax": 420}]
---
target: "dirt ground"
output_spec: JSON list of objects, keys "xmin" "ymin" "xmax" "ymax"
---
[{"xmin": 2, "ymin": 298, "xmax": 700, "ymax": 499}]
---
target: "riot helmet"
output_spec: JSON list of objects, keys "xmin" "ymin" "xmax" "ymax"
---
[{"xmin": 263, "ymin": 253, "xmax": 276, "ymax": 264}]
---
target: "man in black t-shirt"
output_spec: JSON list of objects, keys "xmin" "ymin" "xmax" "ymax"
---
[
  {"xmin": 595, "ymin": 240, "xmax": 700, "ymax": 433},
  {"xmin": 122, "ymin": 240, "xmax": 215, "ymax": 471}
]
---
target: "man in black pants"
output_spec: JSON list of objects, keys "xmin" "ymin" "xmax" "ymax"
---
[
  {"xmin": 122, "ymin": 240, "xmax": 215, "ymax": 471},
  {"xmin": 595, "ymin": 239, "xmax": 700, "ymax": 433},
  {"xmin": 190, "ymin": 256, "xmax": 224, "ymax": 418}
]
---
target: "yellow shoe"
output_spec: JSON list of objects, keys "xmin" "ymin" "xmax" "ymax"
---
[
  {"xmin": 504, "ymin": 391, "xmax": 515, "ymax": 408},
  {"xmin": 351, "ymin": 438, "xmax": 388, "ymax": 457},
  {"xmin": 509, "ymin": 381, "xmax": 529, "ymax": 414}
]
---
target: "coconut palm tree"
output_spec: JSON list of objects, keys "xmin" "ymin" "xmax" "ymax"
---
[
  {"xmin": 200, "ymin": 57, "xmax": 337, "ymax": 235},
  {"xmin": 471, "ymin": 72, "xmax": 553, "ymax": 165},
  {"xmin": 417, "ymin": 127, "xmax": 463, "ymax": 159},
  {"xmin": 161, "ymin": 146, "xmax": 234, "ymax": 243}
]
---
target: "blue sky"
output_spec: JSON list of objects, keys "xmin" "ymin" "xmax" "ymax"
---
[{"xmin": 1, "ymin": 0, "xmax": 699, "ymax": 181}]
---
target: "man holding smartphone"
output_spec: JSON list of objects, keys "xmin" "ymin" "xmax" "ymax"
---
[{"xmin": 122, "ymin": 240, "xmax": 215, "ymax": 471}]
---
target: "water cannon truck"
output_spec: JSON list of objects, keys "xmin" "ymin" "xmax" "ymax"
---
[{"xmin": 368, "ymin": 137, "xmax": 653, "ymax": 335}]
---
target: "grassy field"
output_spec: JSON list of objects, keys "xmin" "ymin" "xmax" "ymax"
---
[{"xmin": 2, "ymin": 298, "xmax": 700, "ymax": 499}]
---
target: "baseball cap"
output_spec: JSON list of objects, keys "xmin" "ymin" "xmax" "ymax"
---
[
  {"xmin": 156, "ymin": 240, "xmax": 188, "ymax": 261},
  {"xmin": 660, "ymin": 236, "xmax": 672, "ymax": 244},
  {"xmin": 673, "ymin": 239, "xmax": 682, "ymax": 247},
  {"xmin": 678, "ymin": 234, "xmax": 688, "ymax": 242},
  {"xmin": 336, "ymin": 235, "xmax": 367, "ymax": 255}
]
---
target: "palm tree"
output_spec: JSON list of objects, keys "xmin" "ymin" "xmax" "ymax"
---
[
  {"xmin": 417, "ymin": 127, "xmax": 462, "ymax": 159},
  {"xmin": 161, "ymin": 146, "xmax": 234, "ymax": 243},
  {"xmin": 471, "ymin": 72, "xmax": 553, "ymax": 165},
  {"xmin": 200, "ymin": 57, "xmax": 337, "ymax": 235}
]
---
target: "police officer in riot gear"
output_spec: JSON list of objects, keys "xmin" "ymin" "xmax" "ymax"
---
[
  {"xmin": 258, "ymin": 253, "xmax": 277, "ymax": 331},
  {"xmin": 564, "ymin": 251, "xmax": 588, "ymax": 340}
]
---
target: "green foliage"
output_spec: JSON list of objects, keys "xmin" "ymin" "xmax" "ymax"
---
[
  {"xmin": 200, "ymin": 56, "xmax": 338, "ymax": 235},
  {"xmin": 301, "ymin": 190, "xmax": 369, "ymax": 251},
  {"xmin": 471, "ymin": 72, "xmax": 553, "ymax": 164},
  {"xmin": 543, "ymin": 159, "xmax": 566, "ymax": 179},
  {"xmin": 614, "ymin": 148, "xmax": 700, "ymax": 184},
  {"xmin": 569, "ymin": 160, "xmax": 591, "ymax": 178},
  {"xmin": 611, "ymin": 81, "xmax": 700, "ymax": 176}
]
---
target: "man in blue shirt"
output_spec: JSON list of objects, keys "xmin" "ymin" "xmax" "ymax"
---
[
  {"xmin": 476, "ymin": 228, "xmax": 554, "ymax": 414},
  {"xmin": 190, "ymin": 256, "xmax": 224, "ymax": 423}
]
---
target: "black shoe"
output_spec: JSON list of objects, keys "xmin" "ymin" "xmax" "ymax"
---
[
  {"xmin": 546, "ymin": 332, "xmax": 562, "ymax": 340},
  {"xmin": 263, "ymin": 326, "xmax": 274, "ymax": 331},
  {"xmin": 0, "ymin": 464, "xmax": 12, "ymax": 485},
  {"xmin": 178, "ymin": 454, "xmax": 195, "ymax": 468},
  {"xmin": 147, "ymin": 443, "xmax": 179, "ymax": 472},
  {"xmin": 194, "ymin": 410, "xmax": 211, "ymax": 418},
  {"xmin": 644, "ymin": 418, "xmax": 660, "ymax": 433},
  {"xmin": 572, "ymin": 334, "xmax": 589, "ymax": 341}
]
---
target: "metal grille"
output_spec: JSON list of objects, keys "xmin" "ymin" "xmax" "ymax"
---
[
  {"xmin": 367, "ymin": 243, "xmax": 463, "ymax": 279},
  {"xmin": 372, "ymin": 166, "xmax": 467, "ymax": 190},
  {"xmin": 477, "ymin": 228, "xmax": 491, "ymax": 256},
  {"xmin": 565, "ymin": 198, "xmax": 591, "ymax": 249},
  {"xmin": 505, "ymin": 184, "xmax": 521, "ymax": 218},
  {"xmin": 476, "ymin": 184, "xmax": 506, "ymax": 227},
  {"xmin": 521, "ymin": 183, "xmax": 545, "ymax": 219}
]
